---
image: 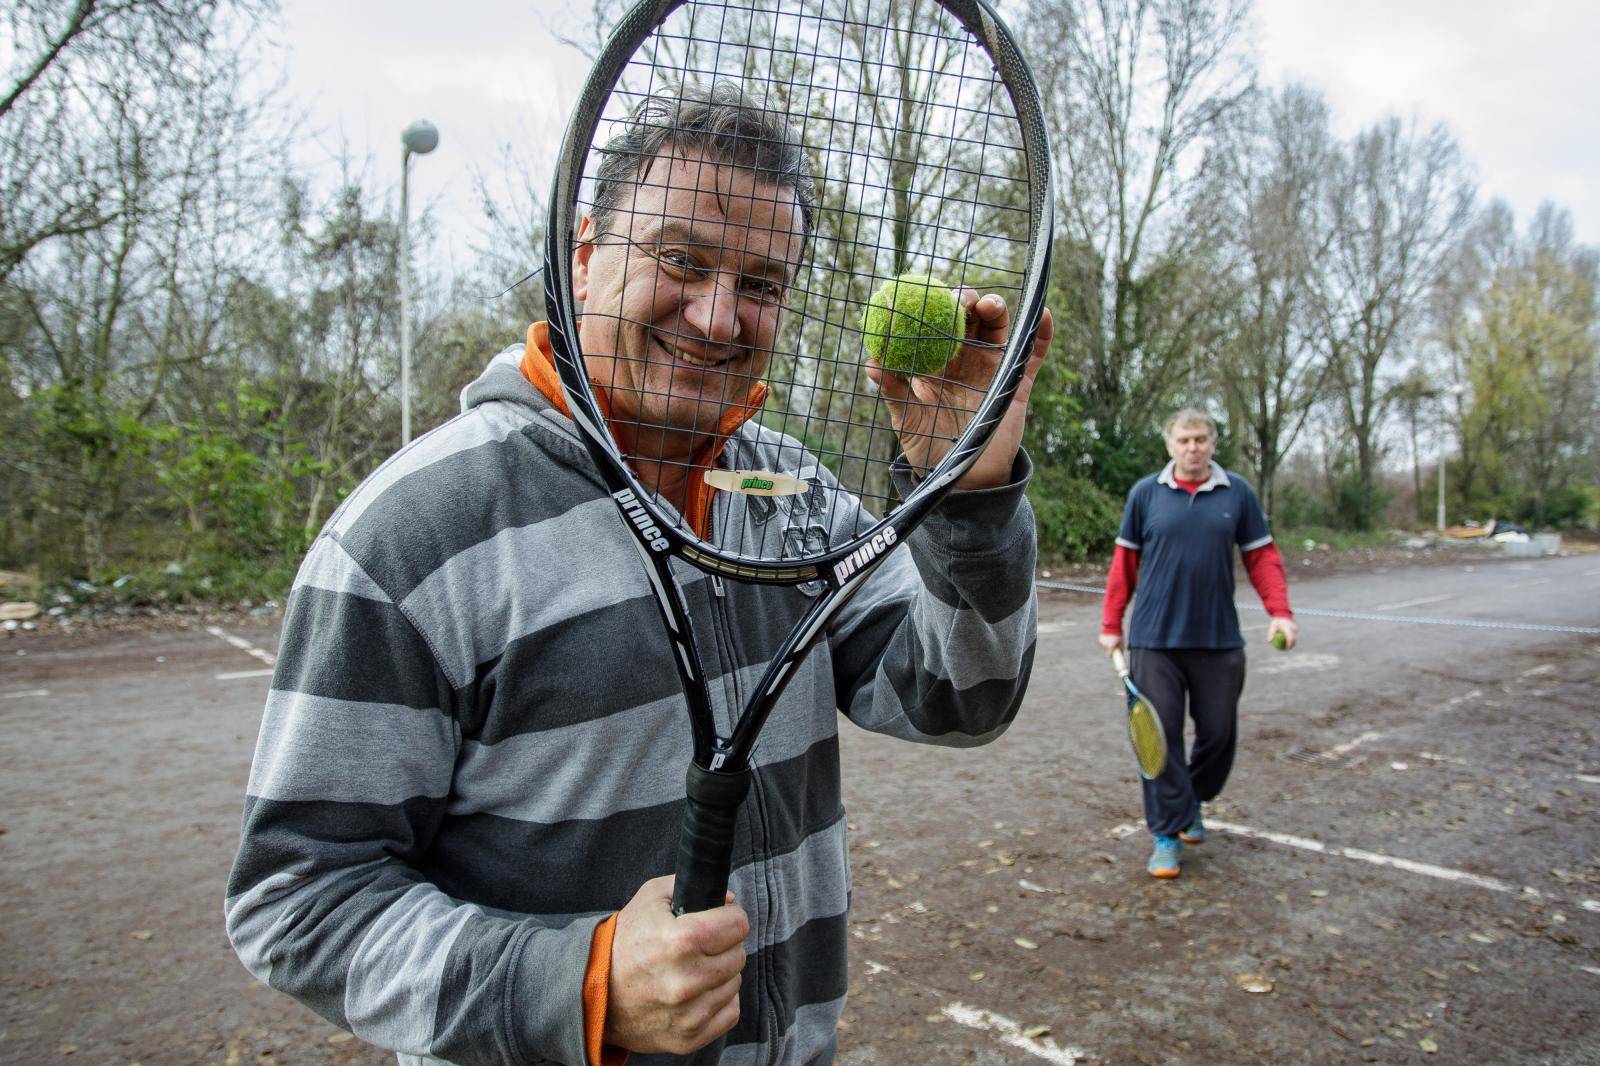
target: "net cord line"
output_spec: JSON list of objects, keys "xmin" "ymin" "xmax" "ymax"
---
[{"xmin": 1036, "ymin": 580, "xmax": 1600, "ymax": 635}]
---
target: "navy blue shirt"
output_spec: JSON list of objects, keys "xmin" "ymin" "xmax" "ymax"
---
[{"xmin": 1118, "ymin": 462, "xmax": 1272, "ymax": 650}]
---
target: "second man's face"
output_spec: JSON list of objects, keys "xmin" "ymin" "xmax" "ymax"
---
[
  {"xmin": 1165, "ymin": 422, "xmax": 1215, "ymax": 481},
  {"xmin": 572, "ymin": 147, "xmax": 803, "ymax": 458}
]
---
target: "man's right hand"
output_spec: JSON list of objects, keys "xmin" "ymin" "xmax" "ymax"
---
[
  {"xmin": 1098, "ymin": 633, "xmax": 1123, "ymax": 655},
  {"xmin": 604, "ymin": 875, "xmax": 749, "ymax": 1055}
]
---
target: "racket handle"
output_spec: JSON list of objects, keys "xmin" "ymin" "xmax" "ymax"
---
[{"xmin": 671, "ymin": 763, "xmax": 752, "ymax": 915}]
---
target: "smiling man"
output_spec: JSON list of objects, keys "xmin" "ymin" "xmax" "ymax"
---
[
  {"xmin": 227, "ymin": 84, "xmax": 1052, "ymax": 1066},
  {"xmin": 1098, "ymin": 409, "xmax": 1297, "ymax": 878}
]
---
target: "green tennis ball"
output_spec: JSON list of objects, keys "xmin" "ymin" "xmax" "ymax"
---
[
  {"xmin": 861, "ymin": 273, "xmax": 965, "ymax": 376},
  {"xmin": 1271, "ymin": 631, "xmax": 1288, "ymax": 651}
]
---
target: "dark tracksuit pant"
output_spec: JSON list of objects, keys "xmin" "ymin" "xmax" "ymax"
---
[{"xmin": 1131, "ymin": 647, "xmax": 1247, "ymax": 837}]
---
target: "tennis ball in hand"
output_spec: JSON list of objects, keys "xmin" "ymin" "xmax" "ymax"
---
[
  {"xmin": 861, "ymin": 273, "xmax": 965, "ymax": 376},
  {"xmin": 1270, "ymin": 631, "xmax": 1289, "ymax": 651}
]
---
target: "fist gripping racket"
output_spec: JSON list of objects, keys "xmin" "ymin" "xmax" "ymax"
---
[
  {"xmin": 1110, "ymin": 648, "xmax": 1169, "ymax": 780},
  {"xmin": 545, "ymin": 0, "xmax": 1051, "ymax": 915}
]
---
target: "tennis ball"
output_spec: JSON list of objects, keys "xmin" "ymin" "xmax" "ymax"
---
[
  {"xmin": 1270, "ymin": 631, "xmax": 1288, "ymax": 651},
  {"xmin": 861, "ymin": 273, "xmax": 965, "ymax": 376}
]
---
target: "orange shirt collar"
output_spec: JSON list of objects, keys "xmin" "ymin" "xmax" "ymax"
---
[{"xmin": 519, "ymin": 321, "xmax": 767, "ymax": 537}]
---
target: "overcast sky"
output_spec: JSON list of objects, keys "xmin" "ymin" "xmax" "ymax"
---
[{"xmin": 274, "ymin": 0, "xmax": 1600, "ymax": 270}]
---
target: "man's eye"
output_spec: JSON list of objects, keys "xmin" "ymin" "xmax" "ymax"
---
[
  {"xmin": 653, "ymin": 247, "xmax": 693, "ymax": 269},
  {"xmin": 742, "ymin": 277, "xmax": 786, "ymax": 302}
]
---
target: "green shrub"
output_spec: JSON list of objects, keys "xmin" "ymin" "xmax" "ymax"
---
[
  {"xmin": 1273, "ymin": 483, "xmax": 1334, "ymax": 531},
  {"xmin": 1027, "ymin": 464, "xmax": 1122, "ymax": 561}
]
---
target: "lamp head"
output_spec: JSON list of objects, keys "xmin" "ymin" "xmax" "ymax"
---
[{"xmin": 402, "ymin": 120, "xmax": 439, "ymax": 155}]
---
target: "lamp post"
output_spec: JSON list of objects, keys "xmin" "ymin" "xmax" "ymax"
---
[
  {"xmin": 1436, "ymin": 382, "xmax": 1465, "ymax": 530},
  {"xmin": 399, "ymin": 119, "xmax": 439, "ymax": 447}
]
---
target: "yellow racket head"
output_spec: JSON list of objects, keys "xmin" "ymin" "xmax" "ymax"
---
[{"xmin": 1128, "ymin": 698, "xmax": 1168, "ymax": 780}]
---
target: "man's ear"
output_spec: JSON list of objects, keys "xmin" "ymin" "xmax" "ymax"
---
[{"xmin": 571, "ymin": 215, "xmax": 594, "ymax": 303}]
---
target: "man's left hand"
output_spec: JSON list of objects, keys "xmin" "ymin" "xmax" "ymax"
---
[
  {"xmin": 867, "ymin": 292, "xmax": 1052, "ymax": 491},
  {"xmin": 1267, "ymin": 616, "xmax": 1298, "ymax": 650}
]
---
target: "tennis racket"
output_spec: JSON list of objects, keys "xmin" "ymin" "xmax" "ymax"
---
[
  {"xmin": 545, "ymin": 0, "xmax": 1051, "ymax": 916},
  {"xmin": 1110, "ymin": 648, "xmax": 1168, "ymax": 780}
]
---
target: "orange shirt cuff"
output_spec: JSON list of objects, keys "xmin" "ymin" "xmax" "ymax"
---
[{"xmin": 583, "ymin": 913, "xmax": 628, "ymax": 1066}]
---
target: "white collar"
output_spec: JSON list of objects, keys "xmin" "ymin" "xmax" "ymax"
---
[{"xmin": 1158, "ymin": 459, "xmax": 1229, "ymax": 493}]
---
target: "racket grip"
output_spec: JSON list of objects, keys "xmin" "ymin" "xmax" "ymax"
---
[{"xmin": 671, "ymin": 763, "xmax": 752, "ymax": 915}]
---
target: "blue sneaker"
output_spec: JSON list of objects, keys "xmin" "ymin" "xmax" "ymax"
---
[
  {"xmin": 1180, "ymin": 809, "xmax": 1206, "ymax": 844},
  {"xmin": 1148, "ymin": 835, "xmax": 1182, "ymax": 878}
]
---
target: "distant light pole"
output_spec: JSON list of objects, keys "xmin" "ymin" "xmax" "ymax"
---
[
  {"xmin": 1437, "ymin": 382, "xmax": 1465, "ymax": 530},
  {"xmin": 399, "ymin": 119, "xmax": 439, "ymax": 447}
]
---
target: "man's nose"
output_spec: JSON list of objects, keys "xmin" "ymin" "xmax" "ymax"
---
[{"xmin": 680, "ymin": 274, "xmax": 743, "ymax": 344}]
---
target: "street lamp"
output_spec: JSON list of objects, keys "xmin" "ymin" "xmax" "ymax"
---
[
  {"xmin": 400, "ymin": 119, "xmax": 439, "ymax": 447},
  {"xmin": 1436, "ymin": 382, "xmax": 1465, "ymax": 530}
]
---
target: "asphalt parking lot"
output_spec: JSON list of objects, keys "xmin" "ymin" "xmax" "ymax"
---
[{"xmin": 2, "ymin": 551, "xmax": 1596, "ymax": 1064}]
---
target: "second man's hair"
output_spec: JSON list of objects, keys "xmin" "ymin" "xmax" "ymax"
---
[{"xmin": 1164, "ymin": 408, "xmax": 1216, "ymax": 437}]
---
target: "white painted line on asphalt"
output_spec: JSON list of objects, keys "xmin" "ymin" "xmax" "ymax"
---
[
  {"xmin": 206, "ymin": 625, "xmax": 276, "ymax": 666},
  {"xmin": 1373, "ymin": 594, "xmax": 1453, "ymax": 612},
  {"xmin": 1574, "ymin": 774, "xmax": 1600, "ymax": 785},
  {"xmin": 4, "ymin": 688, "xmax": 49, "ymax": 699},
  {"xmin": 1445, "ymin": 689, "xmax": 1483, "ymax": 708},
  {"xmin": 1037, "ymin": 620, "xmax": 1077, "ymax": 634},
  {"xmin": 1583, "ymin": 965, "xmax": 1600, "ymax": 977},
  {"xmin": 1203, "ymin": 819, "xmax": 1600, "ymax": 916},
  {"xmin": 1282, "ymin": 730, "xmax": 1384, "ymax": 768},
  {"xmin": 940, "ymin": 1003, "xmax": 1089, "ymax": 1064},
  {"xmin": 862, "ymin": 959, "xmax": 1091, "ymax": 1063},
  {"xmin": 1329, "ymin": 731, "xmax": 1383, "ymax": 757},
  {"xmin": 216, "ymin": 668, "xmax": 276, "ymax": 681},
  {"xmin": 1517, "ymin": 663, "xmax": 1556, "ymax": 679},
  {"xmin": 1506, "ymin": 578, "xmax": 1552, "ymax": 589},
  {"xmin": 1252, "ymin": 652, "xmax": 1341, "ymax": 677}
]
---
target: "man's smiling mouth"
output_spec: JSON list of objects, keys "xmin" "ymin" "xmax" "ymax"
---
[{"xmin": 654, "ymin": 334, "xmax": 737, "ymax": 370}]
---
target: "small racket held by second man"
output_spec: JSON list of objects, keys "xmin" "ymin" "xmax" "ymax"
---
[{"xmin": 1110, "ymin": 647, "xmax": 1168, "ymax": 780}]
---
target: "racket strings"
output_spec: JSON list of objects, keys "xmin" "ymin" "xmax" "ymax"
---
[
  {"xmin": 1127, "ymin": 697, "xmax": 1169, "ymax": 780},
  {"xmin": 575, "ymin": 0, "xmax": 1036, "ymax": 563}
]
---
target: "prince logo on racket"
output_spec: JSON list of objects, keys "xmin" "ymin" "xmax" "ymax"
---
[{"xmin": 227, "ymin": 6, "xmax": 1054, "ymax": 1064}]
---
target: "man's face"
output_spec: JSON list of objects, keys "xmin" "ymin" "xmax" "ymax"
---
[
  {"xmin": 1165, "ymin": 421, "xmax": 1215, "ymax": 481},
  {"xmin": 572, "ymin": 148, "xmax": 803, "ymax": 456}
]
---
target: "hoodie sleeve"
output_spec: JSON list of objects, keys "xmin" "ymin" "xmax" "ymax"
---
[
  {"xmin": 827, "ymin": 452, "xmax": 1037, "ymax": 745},
  {"xmin": 224, "ymin": 533, "xmax": 598, "ymax": 1066}
]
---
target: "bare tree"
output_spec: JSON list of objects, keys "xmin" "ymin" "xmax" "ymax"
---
[
  {"xmin": 3, "ymin": 9, "xmax": 278, "ymax": 573},
  {"xmin": 1211, "ymin": 84, "xmax": 1334, "ymax": 518},
  {"xmin": 0, "ymin": 0, "xmax": 275, "ymax": 283},
  {"xmin": 1027, "ymin": 0, "xmax": 1254, "ymax": 480},
  {"xmin": 1313, "ymin": 116, "xmax": 1473, "ymax": 528}
]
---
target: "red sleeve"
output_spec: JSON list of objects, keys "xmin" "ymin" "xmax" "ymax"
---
[
  {"xmin": 1101, "ymin": 544, "xmax": 1140, "ymax": 635},
  {"xmin": 1242, "ymin": 542, "xmax": 1292, "ymax": 618}
]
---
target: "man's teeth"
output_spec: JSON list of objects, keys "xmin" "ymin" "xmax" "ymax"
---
[{"xmin": 671, "ymin": 348, "xmax": 725, "ymax": 368}]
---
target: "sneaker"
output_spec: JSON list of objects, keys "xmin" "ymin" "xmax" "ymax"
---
[
  {"xmin": 1179, "ymin": 809, "xmax": 1206, "ymax": 844},
  {"xmin": 1147, "ymin": 835, "xmax": 1182, "ymax": 878}
]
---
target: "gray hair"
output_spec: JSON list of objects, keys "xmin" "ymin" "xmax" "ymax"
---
[
  {"xmin": 589, "ymin": 82, "xmax": 817, "ymax": 259},
  {"xmin": 1164, "ymin": 407, "xmax": 1217, "ymax": 437}
]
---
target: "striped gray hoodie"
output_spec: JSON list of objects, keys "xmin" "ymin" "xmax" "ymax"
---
[{"xmin": 225, "ymin": 345, "xmax": 1038, "ymax": 1066}]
